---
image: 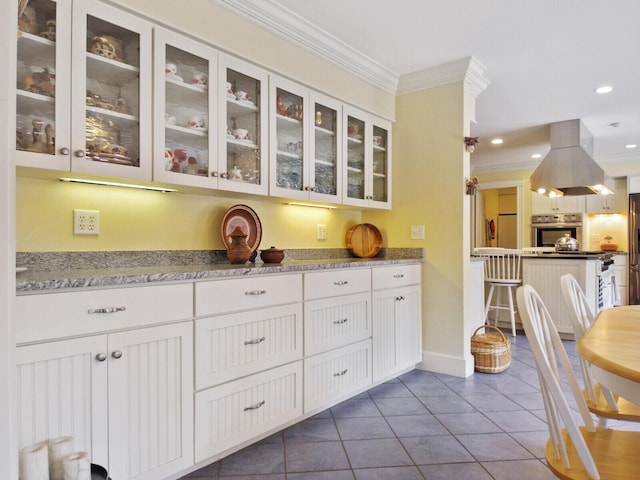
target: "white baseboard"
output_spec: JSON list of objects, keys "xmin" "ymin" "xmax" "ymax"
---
[{"xmin": 417, "ymin": 350, "xmax": 475, "ymax": 378}]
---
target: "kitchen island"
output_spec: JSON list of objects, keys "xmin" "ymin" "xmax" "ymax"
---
[{"xmin": 522, "ymin": 253, "xmax": 611, "ymax": 336}]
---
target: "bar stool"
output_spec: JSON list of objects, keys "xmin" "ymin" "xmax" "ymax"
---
[{"xmin": 476, "ymin": 248, "xmax": 522, "ymax": 336}]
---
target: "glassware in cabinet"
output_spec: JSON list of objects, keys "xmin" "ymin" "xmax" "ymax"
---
[
  {"xmin": 16, "ymin": 0, "xmax": 72, "ymax": 170},
  {"xmin": 309, "ymin": 93, "xmax": 342, "ymax": 201},
  {"xmin": 70, "ymin": 0, "xmax": 153, "ymax": 181},
  {"xmin": 269, "ymin": 76, "xmax": 309, "ymax": 199},
  {"xmin": 345, "ymin": 114, "xmax": 366, "ymax": 203},
  {"xmin": 153, "ymin": 28, "xmax": 216, "ymax": 187},
  {"xmin": 217, "ymin": 55, "xmax": 268, "ymax": 195},
  {"xmin": 371, "ymin": 122, "xmax": 390, "ymax": 206}
]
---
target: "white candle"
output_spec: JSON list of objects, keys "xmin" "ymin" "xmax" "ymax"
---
[
  {"xmin": 62, "ymin": 452, "xmax": 91, "ymax": 480},
  {"xmin": 20, "ymin": 441, "xmax": 50, "ymax": 480},
  {"xmin": 48, "ymin": 437, "xmax": 73, "ymax": 480}
]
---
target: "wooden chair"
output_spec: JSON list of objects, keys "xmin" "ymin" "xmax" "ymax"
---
[
  {"xmin": 560, "ymin": 273, "xmax": 640, "ymax": 426},
  {"xmin": 517, "ymin": 284, "xmax": 640, "ymax": 480},
  {"xmin": 475, "ymin": 248, "xmax": 522, "ymax": 336}
]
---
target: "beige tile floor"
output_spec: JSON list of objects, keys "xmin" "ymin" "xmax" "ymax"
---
[{"xmin": 180, "ymin": 335, "xmax": 629, "ymax": 480}]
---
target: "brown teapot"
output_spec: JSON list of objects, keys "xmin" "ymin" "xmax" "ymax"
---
[{"xmin": 226, "ymin": 226, "xmax": 252, "ymax": 264}]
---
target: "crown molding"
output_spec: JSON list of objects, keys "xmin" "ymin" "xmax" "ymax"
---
[
  {"xmin": 213, "ymin": 0, "xmax": 399, "ymax": 93},
  {"xmin": 397, "ymin": 57, "xmax": 489, "ymax": 97}
]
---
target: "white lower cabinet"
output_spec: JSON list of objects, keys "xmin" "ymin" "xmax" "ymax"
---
[
  {"xmin": 16, "ymin": 321, "xmax": 194, "ymax": 480},
  {"xmin": 372, "ymin": 265, "xmax": 423, "ymax": 382},
  {"xmin": 303, "ymin": 339, "xmax": 372, "ymax": 413},
  {"xmin": 194, "ymin": 361, "xmax": 303, "ymax": 462}
]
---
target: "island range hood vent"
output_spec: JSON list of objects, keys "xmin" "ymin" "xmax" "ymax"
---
[{"xmin": 530, "ymin": 119, "xmax": 613, "ymax": 196}]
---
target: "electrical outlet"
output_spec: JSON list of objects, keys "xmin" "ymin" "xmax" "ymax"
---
[
  {"xmin": 317, "ymin": 224, "xmax": 327, "ymax": 240},
  {"xmin": 74, "ymin": 209, "xmax": 100, "ymax": 235},
  {"xmin": 410, "ymin": 225, "xmax": 425, "ymax": 240}
]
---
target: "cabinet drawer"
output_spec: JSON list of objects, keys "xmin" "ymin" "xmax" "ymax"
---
[
  {"xmin": 194, "ymin": 361, "xmax": 302, "ymax": 462},
  {"xmin": 195, "ymin": 274, "xmax": 302, "ymax": 316},
  {"xmin": 304, "ymin": 339, "xmax": 372, "ymax": 413},
  {"xmin": 195, "ymin": 304, "xmax": 303, "ymax": 389},
  {"xmin": 372, "ymin": 264, "xmax": 421, "ymax": 290},
  {"xmin": 304, "ymin": 292, "xmax": 371, "ymax": 357},
  {"xmin": 304, "ymin": 269, "xmax": 371, "ymax": 300},
  {"xmin": 15, "ymin": 283, "xmax": 193, "ymax": 344}
]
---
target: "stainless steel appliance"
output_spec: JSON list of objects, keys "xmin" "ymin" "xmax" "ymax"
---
[
  {"xmin": 531, "ymin": 213, "xmax": 583, "ymax": 248},
  {"xmin": 630, "ymin": 194, "xmax": 640, "ymax": 305}
]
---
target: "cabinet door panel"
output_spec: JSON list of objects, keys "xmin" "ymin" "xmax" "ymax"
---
[
  {"xmin": 304, "ymin": 292, "xmax": 371, "ymax": 357},
  {"xmin": 107, "ymin": 322, "xmax": 193, "ymax": 480},
  {"xmin": 372, "ymin": 264, "xmax": 421, "ymax": 290},
  {"xmin": 195, "ymin": 362, "xmax": 302, "ymax": 462},
  {"xmin": 195, "ymin": 303, "xmax": 303, "ymax": 389},
  {"xmin": 372, "ymin": 292, "xmax": 397, "ymax": 382},
  {"xmin": 304, "ymin": 268, "xmax": 371, "ymax": 300},
  {"xmin": 16, "ymin": 336, "xmax": 108, "ymax": 467},
  {"xmin": 395, "ymin": 285, "xmax": 422, "ymax": 369}
]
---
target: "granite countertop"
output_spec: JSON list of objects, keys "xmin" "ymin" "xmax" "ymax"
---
[{"xmin": 16, "ymin": 248, "xmax": 423, "ymax": 294}]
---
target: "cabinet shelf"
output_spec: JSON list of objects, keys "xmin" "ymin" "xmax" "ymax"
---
[
  {"xmin": 347, "ymin": 135, "xmax": 363, "ymax": 144},
  {"xmin": 17, "ymin": 89, "xmax": 55, "ymax": 105},
  {"xmin": 165, "ymin": 75, "xmax": 207, "ymax": 93},
  {"xmin": 166, "ymin": 123, "xmax": 208, "ymax": 137},
  {"xmin": 347, "ymin": 165, "xmax": 363, "ymax": 173},
  {"xmin": 227, "ymin": 137, "xmax": 258, "ymax": 151},
  {"xmin": 86, "ymin": 105, "xmax": 138, "ymax": 123},
  {"xmin": 315, "ymin": 126, "xmax": 335, "ymax": 138},
  {"xmin": 227, "ymin": 98, "xmax": 259, "ymax": 116},
  {"xmin": 86, "ymin": 52, "xmax": 139, "ymax": 86},
  {"xmin": 373, "ymin": 145, "xmax": 386, "ymax": 152},
  {"xmin": 17, "ymin": 31, "xmax": 55, "ymax": 67},
  {"xmin": 315, "ymin": 158, "xmax": 336, "ymax": 167},
  {"xmin": 277, "ymin": 150, "xmax": 302, "ymax": 160}
]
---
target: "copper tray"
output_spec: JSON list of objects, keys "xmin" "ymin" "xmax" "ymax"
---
[
  {"xmin": 346, "ymin": 223, "xmax": 382, "ymax": 258},
  {"xmin": 221, "ymin": 205, "xmax": 262, "ymax": 253}
]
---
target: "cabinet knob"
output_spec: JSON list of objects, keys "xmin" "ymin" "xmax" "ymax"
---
[
  {"xmin": 220, "ymin": 172, "xmax": 228, "ymax": 179},
  {"xmin": 95, "ymin": 353, "xmax": 107, "ymax": 362},
  {"xmin": 395, "ymin": 296, "xmax": 405, "ymax": 301},
  {"xmin": 74, "ymin": 150, "xmax": 86, "ymax": 158},
  {"xmin": 211, "ymin": 171, "xmax": 218, "ymax": 177},
  {"xmin": 333, "ymin": 369, "xmax": 348, "ymax": 377},
  {"xmin": 88, "ymin": 306, "xmax": 126, "ymax": 314},
  {"xmin": 111, "ymin": 350, "xmax": 123, "ymax": 359},
  {"xmin": 59, "ymin": 147, "xmax": 70, "ymax": 155}
]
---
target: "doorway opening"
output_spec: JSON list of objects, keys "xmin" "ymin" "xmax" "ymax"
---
[{"xmin": 472, "ymin": 180, "xmax": 524, "ymax": 250}]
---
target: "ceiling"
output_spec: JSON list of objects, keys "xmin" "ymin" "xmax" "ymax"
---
[{"xmin": 215, "ymin": 0, "xmax": 640, "ymax": 174}]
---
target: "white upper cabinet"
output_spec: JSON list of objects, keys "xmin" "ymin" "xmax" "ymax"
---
[
  {"xmin": 16, "ymin": 0, "xmax": 72, "ymax": 170},
  {"xmin": 309, "ymin": 92, "xmax": 342, "ymax": 203},
  {"xmin": 153, "ymin": 27, "xmax": 217, "ymax": 188},
  {"xmin": 531, "ymin": 192, "xmax": 584, "ymax": 215},
  {"xmin": 342, "ymin": 105, "xmax": 391, "ymax": 209},
  {"xmin": 585, "ymin": 177, "xmax": 628, "ymax": 213},
  {"xmin": 70, "ymin": 0, "xmax": 153, "ymax": 180},
  {"xmin": 217, "ymin": 55, "xmax": 269, "ymax": 195}
]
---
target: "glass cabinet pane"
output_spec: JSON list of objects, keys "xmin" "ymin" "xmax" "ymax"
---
[
  {"xmin": 372, "ymin": 125, "xmax": 388, "ymax": 203},
  {"xmin": 163, "ymin": 45, "xmax": 210, "ymax": 177},
  {"xmin": 225, "ymin": 69, "xmax": 261, "ymax": 184},
  {"xmin": 346, "ymin": 115, "xmax": 365, "ymax": 201},
  {"xmin": 313, "ymin": 102, "xmax": 338, "ymax": 196},
  {"xmin": 84, "ymin": 16, "xmax": 141, "ymax": 169},
  {"xmin": 16, "ymin": 0, "xmax": 58, "ymax": 157},
  {"xmin": 275, "ymin": 88, "xmax": 304, "ymax": 192}
]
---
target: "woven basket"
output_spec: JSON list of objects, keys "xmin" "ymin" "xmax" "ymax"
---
[{"xmin": 471, "ymin": 325, "xmax": 511, "ymax": 373}]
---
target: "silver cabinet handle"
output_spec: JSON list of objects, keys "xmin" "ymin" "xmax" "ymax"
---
[
  {"xmin": 111, "ymin": 350, "xmax": 123, "ymax": 359},
  {"xmin": 95, "ymin": 353, "xmax": 107, "ymax": 362},
  {"xmin": 88, "ymin": 306, "xmax": 126, "ymax": 314},
  {"xmin": 333, "ymin": 281, "xmax": 348, "ymax": 286},
  {"xmin": 74, "ymin": 150, "xmax": 85, "ymax": 158},
  {"xmin": 244, "ymin": 400, "xmax": 265, "ymax": 411},
  {"xmin": 333, "ymin": 369, "xmax": 348, "ymax": 377},
  {"xmin": 59, "ymin": 147, "xmax": 70, "ymax": 155},
  {"xmin": 244, "ymin": 336, "xmax": 266, "ymax": 345},
  {"xmin": 245, "ymin": 290, "xmax": 267, "ymax": 296},
  {"xmin": 395, "ymin": 296, "xmax": 405, "ymax": 301},
  {"xmin": 393, "ymin": 274, "xmax": 404, "ymax": 279},
  {"xmin": 333, "ymin": 318, "xmax": 348, "ymax": 325},
  {"xmin": 211, "ymin": 171, "xmax": 218, "ymax": 177}
]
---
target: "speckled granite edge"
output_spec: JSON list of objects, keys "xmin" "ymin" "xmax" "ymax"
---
[
  {"xmin": 16, "ymin": 248, "xmax": 424, "ymax": 293},
  {"xmin": 16, "ymin": 248, "xmax": 423, "ymax": 271}
]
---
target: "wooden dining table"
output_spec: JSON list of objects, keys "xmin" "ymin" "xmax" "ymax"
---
[{"xmin": 577, "ymin": 305, "xmax": 640, "ymax": 405}]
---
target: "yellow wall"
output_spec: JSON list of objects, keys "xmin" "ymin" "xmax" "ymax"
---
[{"xmin": 16, "ymin": 176, "xmax": 362, "ymax": 251}]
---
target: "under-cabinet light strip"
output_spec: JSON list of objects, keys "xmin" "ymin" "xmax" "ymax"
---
[{"xmin": 59, "ymin": 177, "xmax": 178, "ymax": 193}]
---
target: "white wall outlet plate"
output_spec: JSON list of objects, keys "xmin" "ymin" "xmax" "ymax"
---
[
  {"xmin": 410, "ymin": 225, "xmax": 425, "ymax": 240},
  {"xmin": 74, "ymin": 209, "xmax": 100, "ymax": 235},
  {"xmin": 317, "ymin": 224, "xmax": 327, "ymax": 240}
]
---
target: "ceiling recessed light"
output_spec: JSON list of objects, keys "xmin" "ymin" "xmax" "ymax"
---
[
  {"xmin": 531, "ymin": 153, "xmax": 542, "ymax": 159},
  {"xmin": 491, "ymin": 138, "xmax": 503, "ymax": 145},
  {"xmin": 595, "ymin": 85, "xmax": 613, "ymax": 94},
  {"xmin": 626, "ymin": 144, "xmax": 637, "ymax": 149}
]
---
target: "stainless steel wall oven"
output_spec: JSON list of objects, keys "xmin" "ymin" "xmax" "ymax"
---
[{"xmin": 531, "ymin": 213, "xmax": 583, "ymax": 248}]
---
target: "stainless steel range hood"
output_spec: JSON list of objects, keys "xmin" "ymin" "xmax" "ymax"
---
[{"xmin": 530, "ymin": 119, "xmax": 614, "ymax": 196}]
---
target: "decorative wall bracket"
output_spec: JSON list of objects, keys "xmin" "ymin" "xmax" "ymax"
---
[
  {"xmin": 464, "ymin": 136, "xmax": 479, "ymax": 153},
  {"xmin": 466, "ymin": 176, "xmax": 479, "ymax": 195}
]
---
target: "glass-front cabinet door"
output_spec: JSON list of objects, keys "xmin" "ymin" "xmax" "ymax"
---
[
  {"xmin": 309, "ymin": 92, "xmax": 342, "ymax": 202},
  {"xmin": 70, "ymin": 0, "xmax": 152, "ymax": 180},
  {"xmin": 269, "ymin": 76, "xmax": 309, "ymax": 200},
  {"xmin": 343, "ymin": 106, "xmax": 391, "ymax": 209},
  {"xmin": 217, "ymin": 55, "xmax": 268, "ymax": 195},
  {"xmin": 153, "ymin": 28, "xmax": 216, "ymax": 187},
  {"xmin": 16, "ymin": 0, "xmax": 71, "ymax": 170}
]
